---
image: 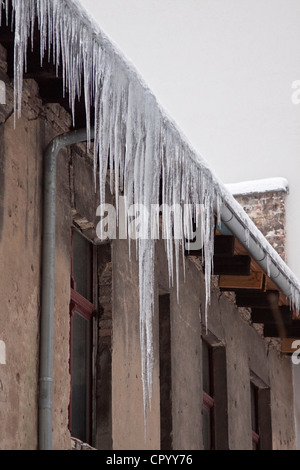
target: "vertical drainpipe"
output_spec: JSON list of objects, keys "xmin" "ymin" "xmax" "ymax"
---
[{"xmin": 39, "ymin": 128, "xmax": 94, "ymax": 450}]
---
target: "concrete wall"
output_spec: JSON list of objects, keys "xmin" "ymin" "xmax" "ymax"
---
[{"xmin": 0, "ymin": 43, "xmax": 75, "ymax": 449}]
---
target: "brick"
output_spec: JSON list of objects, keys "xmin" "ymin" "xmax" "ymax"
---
[{"xmin": 235, "ymin": 190, "xmax": 287, "ymax": 261}]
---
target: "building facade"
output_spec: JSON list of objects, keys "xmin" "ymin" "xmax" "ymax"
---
[{"xmin": 0, "ymin": 1, "xmax": 299, "ymax": 451}]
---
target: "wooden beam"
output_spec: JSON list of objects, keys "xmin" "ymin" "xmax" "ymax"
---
[
  {"xmin": 233, "ymin": 237, "xmax": 289, "ymax": 307},
  {"xmin": 251, "ymin": 306, "xmax": 293, "ymax": 325},
  {"xmin": 0, "ymin": 24, "xmax": 93, "ymax": 130},
  {"xmin": 264, "ymin": 322, "xmax": 300, "ymax": 339},
  {"xmin": 264, "ymin": 276, "xmax": 289, "ymax": 307},
  {"xmin": 219, "ymin": 271, "xmax": 264, "ymax": 291},
  {"xmin": 281, "ymin": 338, "xmax": 300, "ymax": 355},
  {"xmin": 213, "ymin": 255, "xmax": 251, "ymax": 276},
  {"xmin": 233, "ymin": 237, "xmax": 270, "ymax": 278},
  {"xmin": 235, "ymin": 290, "xmax": 279, "ymax": 308},
  {"xmin": 214, "ymin": 235, "xmax": 235, "ymax": 257},
  {"xmin": 185, "ymin": 234, "xmax": 234, "ymax": 258}
]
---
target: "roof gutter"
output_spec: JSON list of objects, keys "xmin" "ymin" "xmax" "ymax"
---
[
  {"xmin": 219, "ymin": 199, "xmax": 300, "ymax": 310},
  {"xmin": 39, "ymin": 128, "xmax": 94, "ymax": 451}
]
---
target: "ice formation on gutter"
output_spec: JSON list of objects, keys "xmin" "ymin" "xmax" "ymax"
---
[{"xmin": 2, "ymin": 0, "xmax": 300, "ymax": 423}]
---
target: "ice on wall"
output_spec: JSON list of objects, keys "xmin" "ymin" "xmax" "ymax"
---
[{"xmin": 3, "ymin": 0, "xmax": 300, "ymax": 424}]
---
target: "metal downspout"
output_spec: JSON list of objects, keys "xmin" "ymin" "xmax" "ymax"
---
[{"xmin": 39, "ymin": 128, "xmax": 94, "ymax": 450}]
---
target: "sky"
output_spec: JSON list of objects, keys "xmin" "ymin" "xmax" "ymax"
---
[
  {"xmin": 78, "ymin": 0, "xmax": 300, "ymax": 180},
  {"xmin": 78, "ymin": 0, "xmax": 300, "ymax": 279}
]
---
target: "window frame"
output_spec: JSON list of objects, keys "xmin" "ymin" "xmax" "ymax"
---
[
  {"xmin": 250, "ymin": 382, "xmax": 260, "ymax": 450},
  {"xmin": 249, "ymin": 371, "xmax": 272, "ymax": 450},
  {"xmin": 201, "ymin": 330, "xmax": 229, "ymax": 450},
  {"xmin": 159, "ymin": 293, "xmax": 173, "ymax": 450},
  {"xmin": 70, "ymin": 228, "xmax": 94, "ymax": 301},
  {"xmin": 202, "ymin": 339, "xmax": 215, "ymax": 450},
  {"xmin": 69, "ymin": 228, "xmax": 95, "ymax": 445}
]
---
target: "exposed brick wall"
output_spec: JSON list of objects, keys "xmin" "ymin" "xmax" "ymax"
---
[{"xmin": 233, "ymin": 189, "xmax": 288, "ymax": 261}]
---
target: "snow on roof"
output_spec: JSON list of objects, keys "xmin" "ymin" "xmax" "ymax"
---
[{"xmin": 226, "ymin": 177, "xmax": 289, "ymax": 196}]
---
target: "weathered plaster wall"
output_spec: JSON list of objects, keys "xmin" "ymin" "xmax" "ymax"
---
[
  {"xmin": 0, "ymin": 40, "xmax": 115, "ymax": 450},
  {"xmin": 112, "ymin": 239, "xmax": 160, "ymax": 450},
  {"xmin": 168, "ymin": 251, "xmax": 295, "ymax": 449},
  {"xmin": 0, "ymin": 102, "xmax": 42, "ymax": 450},
  {"xmin": 45, "ymin": 106, "xmax": 73, "ymax": 451},
  {"xmin": 111, "ymin": 236, "xmax": 295, "ymax": 450},
  {"xmin": 156, "ymin": 242, "xmax": 203, "ymax": 450},
  {"xmin": 0, "ymin": 43, "xmax": 75, "ymax": 449},
  {"xmin": 96, "ymin": 244, "xmax": 113, "ymax": 450}
]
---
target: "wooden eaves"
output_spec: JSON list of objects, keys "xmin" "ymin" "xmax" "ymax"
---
[{"xmin": 212, "ymin": 231, "xmax": 298, "ymax": 354}]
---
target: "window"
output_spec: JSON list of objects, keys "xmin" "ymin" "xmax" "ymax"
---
[
  {"xmin": 202, "ymin": 340, "xmax": 214, "ymax": 450},
  {"xmin": 69, "ymin": 229, "xmax": 94, "ymax": 444},
  {"xmin": 71, "ymin": 229, "xmax": 93, "ymax": 302},
  {"xmin": 202, "ymin": 332, "xmax": 228, "ymax": 450},
  {"xmin": 251, "ymin": 382, "xmax": 260, "ymax": 449},
  {"xmin": 250, "ymin": 372, "xmax": 272, "ymax": 450},
  {"xmin": 159, "ymin": 294, "xmax": 172, "ymax": 450}
]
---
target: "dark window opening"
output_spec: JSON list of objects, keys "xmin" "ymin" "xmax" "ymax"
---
[
  {"xmin": 202, "ymin": 332, "xmax": 228, "ymax": 450},
  {"xmin": 71, "ymin": 229, "xmax": 93, "ymax": 302},
  {"xmin": 70, "ymin": 229, "xmax": 94, "ymax": 445},
  {"xmin": 159, "ymin": 294, "xmax": 173, "ymax": 450},
  {"xmin": 251, "ymin": 382, "xmax": 260, "ymax": 450},
  {"xmin": 250, "ymin": 373, "xmax": 272, "ymax": 450},
  {"xmin": 202, "ymin": 340, "xmax": 215, "ymax": 450}
]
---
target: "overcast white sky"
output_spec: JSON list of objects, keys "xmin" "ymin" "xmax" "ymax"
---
[
  {"xmin": 78, "ymin": 0, "xmax": 300, "ymax": 278},
  {"xmin": 79, "ymin": 0, "xmax": 300, "ymax": 180}
]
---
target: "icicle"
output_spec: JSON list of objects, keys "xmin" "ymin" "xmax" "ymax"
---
[
  {"xmin": 245, "ymin": 227, "xmax": 250, "ymax": 248},
  {"xmin": 215, "ymin": 190, "xmax": 222, "ymax": 229},
  {"xmin": 266, "ymin": 253, "xmax": 271, "ymax": 278},
  {"xmin": 5, "ymin": 0, "xmax": 222, "ymax": 430},
  {"xmin": 12, "ymin": 0, "xmax": 28, "ymax": 124}
]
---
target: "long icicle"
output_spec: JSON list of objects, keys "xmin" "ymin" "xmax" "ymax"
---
[{"xmin": 5, "ymin": 0, "xmax": 232, "ymax": 430}]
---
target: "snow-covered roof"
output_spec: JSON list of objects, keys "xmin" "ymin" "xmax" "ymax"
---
[{"xmin": 226, "ymin": 177, "xmax": 289, "ymax": 196}]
